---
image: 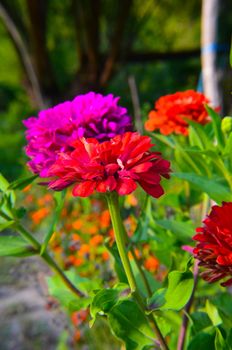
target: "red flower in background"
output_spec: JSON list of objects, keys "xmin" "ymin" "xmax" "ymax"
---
[
  {"xmin": 193, "ymin": 202, "xmax": 232, "ymax": 287},
  {"xmin": 145, "ymin": 90, "xmax": 211, "ymax": 136},
  {"xmin": 48, "ymin": 132, "xmax": 170, "ymax": 198}
]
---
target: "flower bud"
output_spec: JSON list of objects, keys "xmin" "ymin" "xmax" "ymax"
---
[{"xmin": 221, "ymin": 116, "xmax": 232, "ymax": 134}]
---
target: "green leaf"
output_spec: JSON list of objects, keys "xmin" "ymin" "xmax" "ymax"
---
[
  {"xmin": 8, "ymin": 174, "xmax": 38, "ymax": 190},
  {"xmin": 152, "ymin": 133, "xmax": 175, "ymax": 148},
  {"xmin": 174, "ymin": 146, "xmax": 201, "ymax": 175},
  {"xmin": 41, "ymin": 190, "xmax": 66, "ymax": 254},
  {"xmin": 147, "ymin": 288, "xmax": 166, "ymax": 311},
  {"xmin": 0, "ymin": 219, "xmax": 14, "ymax": 232},
  {"xmin": 160, "ymin": 270, "xmax": 194, "ymax": 311},
  {"xmin": 90, "ymin": 284, "xmax": 130, "ymax": 326},
  {"xmin": 105, "ymin": 241, "xmax": 127, "ymax": 283},
  {"xmin": 205, "ymin": 105, "xmax": 224, "ymax": 149},
  {"xmin": 108, "ymin": 300, "xmax": 155, "ymax": 350},
  {"xmin": 0, "ymin": 235, "xmax": 37, "ymax": 257},
  {"xmin": 132, "ymin": 196, "xmax": 152, "ymax": 243},
  {"xmin": 172, "ymin": 172, "xmax": 232, "ymax": 203},
  {"xmin": 47, "ymin": 272, "xmax": 95, "ymax": 312},
  {"xmin": 0, "ymin": 173, "xmax": 16, "ymax": 210},
  {"xmin": 156, "ymin": 219, "xmax": 194, "ymax": 242},
  {"xmin": 187, "ymin": 120, "xmax": 212, "ymax": 150},
  {"xmin": 215, "ymin": 328, "xmax": 227, "ymax": 350},
  {"xmin": 190, "ymin": 312, "xmax": 212, "ymax": 335},
  {"xmin": 187, "ymin": 332, "xmax": 215, "ymax": 350},
  {"xmin": 0, "ymin": 173, "xmax": 10, "ymax": 192},
  {"xmin": 205, "ymin": 300, "xmax": 222, "ymax": 326}
]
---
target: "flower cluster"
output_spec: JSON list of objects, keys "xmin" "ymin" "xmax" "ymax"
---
[
  {"xmin": 193, "ymin": 202, "xmax": 232, "ymax": 287},
  {"xmin": 24, "ymin": 92, "xmax": 132, "ymax": 177},
  {"xmin": 47, "ymin": 132, "xmax": 170, "ymax": 198},
  {"xmin": 145, "ymin": 90, "xmax": 210, "ymax": 136}
]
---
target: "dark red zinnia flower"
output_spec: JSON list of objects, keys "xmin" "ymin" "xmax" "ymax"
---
[
  {"xmin": 47, "ymin": 132, "xmax": 170, "ymax": 198},
  {"xmin": 193, "ymin": 202, "xmax": 232, "ymax": 287}
]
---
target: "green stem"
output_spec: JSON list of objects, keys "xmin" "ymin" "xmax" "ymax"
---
[
  {"xmin": 106, "ymin": 192, "xmax": 137, "ymax": 292},
  {"xmin": 14, "ymin": 222, "xmax": 85, "ymax": 298},
  {"xmin": 106, "ymin": 192, "xmax": 169, "ymax": 350}
]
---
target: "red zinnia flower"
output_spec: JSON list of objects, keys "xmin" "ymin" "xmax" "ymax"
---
[
  {"xmin": 145, "ymin": 90, "xmax": 211, "ymax": 136},
  {"xmin": 47, "ymin": 132, "xmax": 170, "ymax": 198},
  {"xmin": 193, "ymin": 202, "xmax": 232, "ymax": 286}
]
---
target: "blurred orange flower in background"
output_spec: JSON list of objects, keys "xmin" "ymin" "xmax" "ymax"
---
[{"xmin": 145, "ymin": 90, "xmax": 211, "ymax": 136}]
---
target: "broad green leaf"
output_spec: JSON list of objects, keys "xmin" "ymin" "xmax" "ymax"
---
[
  {"xmin": 205, "ymin": 105, "xmax": 224, "ymax": 149},
  {"xmin": 215, "ymin": 328, "xmax": 227, "ymax": 350},
  {"xmin": 161, "ymin": 270, "xmax": 194, "ymax": 311},
  {"xmin": 147, "ymin": 288, "xmax": 166, "ymax": 311},
  {"xmin": 41, "ymin": 190, "xmax": 66, "ymax": 254},
  {"xmin": 47, "ymin": 272, "xmax": 94, "ymax": 312},
  {"xmin": 190, "ymin": 312, "xmax": 212, "ymax": 335},
  {"xmin": 0, "ymin": 235, "xmax": 37, "ymax": 257},
  {"xmin": 187, "ymin": 332, "xmax": 215, "ymax": 350},
  {"xmin": 108, "ymin": 300, "xmax": 155, "ymax": 350},
  {"xmin": 172, "ymin": 172, "xmax": 232, "ymax": 203},
  {"xmin": 90, "ymin": 284, "xmax": 129, "ymax": 326},
  {"xmin": 156, "ymin": 219, "xmax": 194, "ymax": 242},
  {"xmin": 205, "ymin": 300, "xmax": 222, "ymax": 326}
]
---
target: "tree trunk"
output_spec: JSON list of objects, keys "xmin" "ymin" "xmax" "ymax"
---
[{"xmin": 201, "ymin": 0, "xmax": 221, "ymax": 107}]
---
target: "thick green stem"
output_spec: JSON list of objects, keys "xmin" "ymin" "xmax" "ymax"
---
[
  {"xmin": 106, "ymin": 192, "xmax": 137, "ymax": 292},
  {"xmin": 106, "ymin": 192, "xmax": 169, "ymax": 350}
]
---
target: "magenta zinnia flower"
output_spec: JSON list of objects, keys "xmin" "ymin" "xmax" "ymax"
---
[
  {"xmin": 193, "ymin": 202, "xmax": 232, "ymax": 286},
  {"xmin": 47, "ymin": 132, "xmax": 170, "ymax": 198},
  {"xmin": 24, "ymin": 92, "xmax": 132, "ymax": 177}
]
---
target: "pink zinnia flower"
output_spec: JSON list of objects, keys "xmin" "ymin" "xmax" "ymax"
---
[
  {"xmin": 24, "ymin": 92, "xmax": 132, "ymax": 177},
  {"xmin": 193, "ymin": 202, "xmax": 232, "ymax": 287},
  {"xmin": 47, "ymin": 132, "xmax": 170, "ymax": 198}
]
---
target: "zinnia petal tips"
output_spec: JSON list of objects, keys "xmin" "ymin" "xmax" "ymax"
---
[
  {"xmin": 47, "ymin": 132, "xmax": 171, "ymax": 198},
  {"xmin": 193, "ymin": 202, "xmax": 232, "ymax": 287}
]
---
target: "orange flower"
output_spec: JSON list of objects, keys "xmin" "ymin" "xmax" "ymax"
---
[
  {"xmin": 90, "ymin": 235, "xmax": 103, "ymax": 246},
  {"xmin": 102, "ymin": 251, "xmax": 110, "ymax": 261},
  {"xmin": 72, "ymin": 233, "xmax": 81, "ymax": 241},
  {"xmin": 144, "ymin": 256, "xmax": 159, "ymax": 272},
  {"xmin": 79, "ymin": 244, "xmax": 90, "ymax": 257},
  {"xmin": 73, "ymin": 257, "xmax": 84, "ymax": 267},
  {"xmin": 100, "ymin": 210, "xmax": 111, "ymax": 228},
  {"xmin": 88, "ymin": 226, "xmax": 98, "ymax": 235},
  {"xmin": 72, "ymin": 219, "xmax": 83, "ymax": 230},
  {"xmin": 145, "ymin": 90, "xmax": 211, "ymax": 136},
  {"xmin": 30, "ymin": 207, "xmax": 50, "ymax": 224},
  {"xmin": 125, "ymin": 193, "xmax": 138, "ymax": 207}
]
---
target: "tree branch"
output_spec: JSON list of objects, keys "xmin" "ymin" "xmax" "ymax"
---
[
  {"xmin": 0, "ymin": 1, "xmax": 45, "ymax": 108},
  {"xmin": 100, "ymin": 0, "xmax": 133, "ymax": 86},
  {"xmin": 26, "ymin": 0, "xmax": 57, "ymax": 100}
]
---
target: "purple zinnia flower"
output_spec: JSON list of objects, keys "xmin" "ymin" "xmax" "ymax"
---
[{"xmin": 23, "ymin": 92, "xmax": 133, "ymax": 177}]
